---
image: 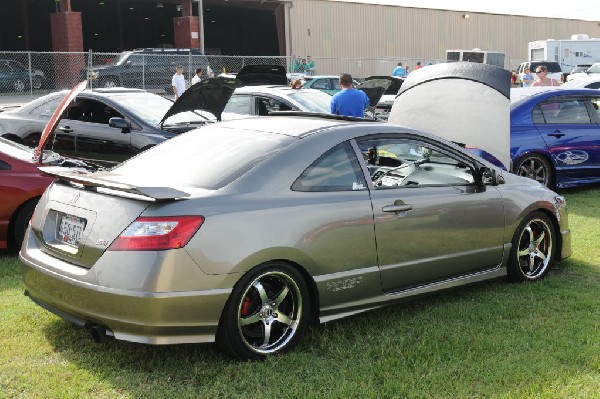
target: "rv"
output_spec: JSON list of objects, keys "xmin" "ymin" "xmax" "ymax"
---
[
  {"xmin": 446, "ymin": 49, "xmax": 505, "ymax": 68},
  {"xmin": 528, "ymin": 34, "xmax": 600, "ymax": 75}
]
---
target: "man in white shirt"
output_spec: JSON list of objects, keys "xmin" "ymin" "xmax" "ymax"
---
[
  {"xmin": 191, "ymin": 68, "xmax": 203, "ymax": 86},
  {"xmin": 171, "ymin": 65, "xmax": 186, "ymax": 99}
]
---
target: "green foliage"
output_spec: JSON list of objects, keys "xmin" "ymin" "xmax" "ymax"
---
[{"xmin": 1, "ymin": 188, "xmax": 599, "ymax": 398}]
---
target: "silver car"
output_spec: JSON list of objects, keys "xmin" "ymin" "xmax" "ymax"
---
[{"xmin": 20, "ymin": 115, "xmax": 571, "ymax": 360}]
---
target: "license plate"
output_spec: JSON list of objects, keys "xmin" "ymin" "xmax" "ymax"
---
[{"xmin": 58, "ymin": 214, "xmax": 86, "ymax": 246}]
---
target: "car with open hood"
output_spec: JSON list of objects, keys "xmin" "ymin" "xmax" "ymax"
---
[
  {"xmin": 0, "ymin": 78, "xmax": 238, "ymax": 167},
  {"xmin": 19, "ymin": 63, "xmax": 571, "ymax": 360},
  {"xmin": 357, "ymin": 76, "xmax": 405, "ymax": 120}
]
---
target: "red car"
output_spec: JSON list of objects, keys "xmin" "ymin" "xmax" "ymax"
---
[{"xmin": 0, "ymin": 137, "xmax": 54, "ymax": 251}]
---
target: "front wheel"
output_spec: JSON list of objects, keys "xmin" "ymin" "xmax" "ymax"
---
[
  {"xmin": 507, "ymin": 212, "xmax": 556, "ymax": 282},
  {"xmin": 514, "ymin": 154, "xmax": 554, "ymax": 188},
  {"xmin": 217, "ymin": 262, "xmax": 310, "ymax": 360},
  {"xmin": 12, "ymin": 199, "xmax": 38, "ymax": 252}
]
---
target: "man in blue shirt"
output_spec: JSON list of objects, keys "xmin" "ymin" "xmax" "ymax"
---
[
  {"xmin": 330, "ymin": 73, "xmax": 370, "ymax": 117},
  {"xmin": 392, "ymin": 62, "xmax": 407, "ymax": 77}
]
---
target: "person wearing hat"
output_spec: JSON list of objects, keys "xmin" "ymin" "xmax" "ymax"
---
[{"xmin": 171, "ymin": 65, "xmax": 186, "ymax": 99}]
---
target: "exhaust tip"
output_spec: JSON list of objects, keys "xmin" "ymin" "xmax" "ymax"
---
[{"xmin": 90, "ymin": 325, "xmax": 107, "ymax": 343}]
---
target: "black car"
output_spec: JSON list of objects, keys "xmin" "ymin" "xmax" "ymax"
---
[
  {"xmin": 0, "ymin": 87, "xmax": 222, "ymax": 167},
  {"xmin": 85, "ymin": 48, "xmax": 211, "ymax": 92}
]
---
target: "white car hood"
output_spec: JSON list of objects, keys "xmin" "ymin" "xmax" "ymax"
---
[{"xmin": 387, "ymin": 62, "xmax": 511, "ymax": 169}]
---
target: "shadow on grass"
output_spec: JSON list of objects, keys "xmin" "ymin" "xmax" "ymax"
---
[{"xmin": 35, "ymin": 256, "xmax": 600, "ymax": 398}]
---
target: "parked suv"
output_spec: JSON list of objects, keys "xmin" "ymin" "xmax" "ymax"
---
[
  {"xmin": 516, "ymin": 61, "xmax": 563, "ymax": 86},
  {"xmin": 85, "ymin": 48, "xmax": 211, "ymax": 92}
]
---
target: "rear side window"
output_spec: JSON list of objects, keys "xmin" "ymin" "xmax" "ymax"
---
[
  {"xmin": 292, "ymin": 142, "xmax": 367, "ymax": 192},
  {"xmin": 531, "ymin": 62, "xmax": 562, "ymax": 73},
  {"xmin": 533, "ymin": 99, "xmax": 591, "ymax": 124}
]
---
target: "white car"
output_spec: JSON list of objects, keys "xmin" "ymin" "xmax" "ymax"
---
[
  {"xmin": 560, "ymin": 76, "xmax": 600, "ymax": 89},
  {"xmin": 566, "ymin": 63, "xmax": 600, "ymax": 82}
]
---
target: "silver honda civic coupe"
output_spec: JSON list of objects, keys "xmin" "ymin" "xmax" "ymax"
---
[{"xmin": 20, "ymin": 115, "xmax": 572, "ymax": 360}]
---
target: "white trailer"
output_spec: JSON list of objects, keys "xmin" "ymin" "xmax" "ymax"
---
[{"xmin": 528, "ymin": 34, "xmax": 600, "ymax": 74}]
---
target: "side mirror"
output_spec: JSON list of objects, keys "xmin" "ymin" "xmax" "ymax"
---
[
  {"xmin": 109, "ymin": 117, "xmax": 130, "ymax": 133},
  {"xmin": 480, "ymin": 167, "xmax": 505, "ymax": 186}
]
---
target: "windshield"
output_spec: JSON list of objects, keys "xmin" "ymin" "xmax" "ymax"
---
[
  {"xmin": 113, "ymin": 94, "xmax": 214, "ymax": 125},
  {"xmin": 288, "ymin": 91, "xmax": 331, "ymax": 113},
  {"xmin": 114, "ymin": 52, "xmax": 133, "ymax": 66},
  {"xmin": 587, "ymin": 64, "xmax": 600, "ymax": 74},
  {"xmin": 112, "ymin": 125, "xmax": 295, "ymax": 189}
]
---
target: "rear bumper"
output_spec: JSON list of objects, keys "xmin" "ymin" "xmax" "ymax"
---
[{"xmin": 19, "ymin": 250, "xmax": 232, "ymax": 345}]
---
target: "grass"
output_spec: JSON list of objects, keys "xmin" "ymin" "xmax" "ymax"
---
[{"xmin": 1, "ymin": 188, "xmax": 599, "ymax": 398}]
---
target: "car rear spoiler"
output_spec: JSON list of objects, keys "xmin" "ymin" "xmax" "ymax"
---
[{"xmin": 38, "ymin": 167, "xmax": 190, "ymax": 201}]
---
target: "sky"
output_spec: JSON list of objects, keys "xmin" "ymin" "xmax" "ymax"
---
[{"xmin": 333, "ymin": 0, "xmax": 600, "ymax": 22}]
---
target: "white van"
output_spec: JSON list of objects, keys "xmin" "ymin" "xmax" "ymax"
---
[{"xmin": 516, "ymin": 61, "xmax": 563, "ymax": 86}]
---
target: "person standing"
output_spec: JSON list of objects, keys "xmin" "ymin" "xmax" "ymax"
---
[
  {"xmin": 191, "ymin": 68, "xmax": 203, "ymax": 85},
  {"xmin": 392, "ymin": 62, "xmax": 407, "ymax": 77},
  {"xmin": 330, "ymin": 73, "xmax": 370, "ymax": 117},
  {"xmin": 306, "ymin": 56, "xmax": 316, "ymax": 75},
  {"xmin": 532, "ymin": 65, "xmax": 559, "ymax": 86},
  {"xmin": 521, "ymin": 67, "xmax": 534, "ymax": 87},
  {"xmin": 171, "ymin": 65, "xmax": 186, "ymax": 100},
  {"xmin": 413, "ymin": 62, "xmax": 423, "ymax": 71}
]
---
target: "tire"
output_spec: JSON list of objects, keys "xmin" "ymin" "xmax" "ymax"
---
[
  {"xmin": 217, "ymin": 262, "xmax": 310, "ymax": 360},
  {"xmin": 514, "ymin": 154, "xmax": 554, "ymax": 188},
  {"xmin": 507, "ymin": 211, "xmax": 556, "ymax": 282},
  {"xmin": 12, "ymin": 199, "xmax": 38, "ymax": 252},
  {"xmin": 32, "ymin": 77, "xmax": 43, "ymax": 90},
  {"xmin": 101, "ymin": 77, "xmax": 119, "ymax": 88},
  {"xmin": 13, "ymin": 79, "xmax": 25, "ymax": 92}
]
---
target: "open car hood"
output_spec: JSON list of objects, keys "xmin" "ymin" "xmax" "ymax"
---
[
  {"xmin": 235, "ymin": 64, "xmax": 288, "ymax": 86},
  {"xmin": 387, "ymin": 62, "xmax": 511, "ymax": 169},
  {"xmin": 358, "ymin": 76, "xmax": 405, "ymax": 106},
  {"xmin": 34, "ymin": 81, "xmax": 88, "ymax": 163},
  {"xmin": 160, "ymin": 76, "xmax": 240, "ymax": 124}
]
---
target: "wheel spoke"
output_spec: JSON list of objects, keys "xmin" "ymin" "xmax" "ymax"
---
[
  {"xmin": 518, "ymin": 247, "xmax": 530, "ymax": 257},
  {"xmin": 240, "ymin": 312, "xmax": 262, "ymax": 327},
  {"xmin": 273, "ymin": 286, "xmax": 290, "ymax": 308},
  {"xmin": 525, "ymin": 225, "xmax": 534, "ymax": 243},
  {"xmin": 536, "ymin": 251, "xmax": 547, "ymax": 261},
  {"xmin": 262, "ymin": 322, "xmax": 272, "ymax": 346},
  {"xmin": 528, "ymin": 254, "xmax": 536, "ymax": 273},
  {"xmin": 276, "ymin": 313, "xmax": 293, "ymax": 326},
  {"xmin": 534, "ymin": 230, "xmax": 546, "ymax": 247},
  {"xmin": 253, "ymin": 281, "xmax": 270, "ymax": 305}
]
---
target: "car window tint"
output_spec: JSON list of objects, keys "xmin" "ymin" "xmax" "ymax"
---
[
  {"xmin": 29, "ymin": 97, "xmax": 62, "ymax": 117},
  {"xmin": 591, "ymin": 98, "xmax": 600, "ymax": 120},
  {"xmin": 64, "ymin": 99, "xmax": 121, "ymax": 124},
  {"xmin": 311, "ymin": 79, "xmax": 330, "ymax": 90},
  {"xmin": 535, "ymin": 99, "xmax": 590, "ymax": 124},
  {"xmin": 114, "ymin": 126, "xmax": 295, "ymax": 190},
  {"xmin": 332, "ymin": 79, "xmax": 341, "ymax": 90},
  {"xmin": 357, "ymin": 138, "xmax": 475, "ymax": 188},
  {"xmin": 258, "ymin": 97, "xmax": 291, "ymax": 113},
  {"xmin": 292, "ymin": 142, "xmax": 367, "ymax": 192},
  {"xmin": 224, "ymin": 95, "xmax": 252, "ymax": 114},
  {"xmin": 587, "ymin": 82, "xmax": 600, "ymax": 89}
]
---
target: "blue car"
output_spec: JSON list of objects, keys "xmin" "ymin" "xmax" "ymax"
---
[{"xmin": 510, "ymin": 88, "xmax": 600, "ymax": 188}]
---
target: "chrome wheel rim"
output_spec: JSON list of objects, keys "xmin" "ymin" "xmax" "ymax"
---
[
  {"xmin": 517, "ymin": 158, "xmax": 549, "ymax": 186},
  {"xmin": 237, "ymin": 271, "xmax": 302, "ymax": 355},
  {"xmin": 516, "ymin": 218, "xmax": 553, "ymax": 279}
]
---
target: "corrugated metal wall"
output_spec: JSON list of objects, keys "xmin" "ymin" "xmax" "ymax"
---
[{"xmin": 287, "ymin": 0, "xmax": 600, "ymax": 77}]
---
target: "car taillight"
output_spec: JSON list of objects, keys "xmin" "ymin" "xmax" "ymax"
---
[{"xmin": 108, "ymin": 216, "xmax": 204, "ymax": 251}]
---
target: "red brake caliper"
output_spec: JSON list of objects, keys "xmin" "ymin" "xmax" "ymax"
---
[{"xmin": 241, "ymin": 296, "xmax": 252, "ymax": 317}]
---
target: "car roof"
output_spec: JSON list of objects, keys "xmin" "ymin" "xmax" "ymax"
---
[
  {"xmin": 214, "ymin": 114, "xmax": 379, "ymax": 138},
  {"xmin": 233, "ymin": 85, "xmax": 325, "ymax": 95}
]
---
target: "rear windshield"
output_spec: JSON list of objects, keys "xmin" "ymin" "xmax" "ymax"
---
[
  {"xmin": 112, "ymin": 125, "xmax": 295, "ymax": 190},
  {"xmin": 531, "ymin": 62, "xmax": 562, "ymax": 73}
]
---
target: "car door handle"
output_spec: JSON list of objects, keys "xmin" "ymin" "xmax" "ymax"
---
[
  {"xmin": 547, "ymin": 130, "xmax": 565, "ymax": 138},
  {"xmin": 58, "ymin": 126, "xmax": 73, "ymax": 133},
  {"xmin": 382, "ymin": 204, "xmax": 413, "ymax": 213}
]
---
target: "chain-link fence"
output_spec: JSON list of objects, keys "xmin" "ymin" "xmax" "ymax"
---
[{"xmin": 0, "ymin": 51, "xmax": 445, "ymax": 100}]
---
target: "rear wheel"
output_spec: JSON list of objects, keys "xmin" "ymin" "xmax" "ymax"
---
[
  {"xmin": 13, "ymin": 79, "xmax": 25, "ymax": 92},
  {"xmin": 32, "ymin": 77, "xmax": 43, "ymax": 90},
  {"xmin": 507, "ymin": 212, "xmax": 556, "ymax": 282},
  {"xmin": 12, "ymin": 200, "xmax": 38, "ymax": 252},
  {"xmin": 514, "ymin": 154, "xmax": 554, "ymax": 188},
  {"xmin": 217, "ymin": 262, "xmax": 310, "ymax": 360},
  {"xmin": 101, "ymin": 77, "xmax": 119, "ymax": 88}
]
